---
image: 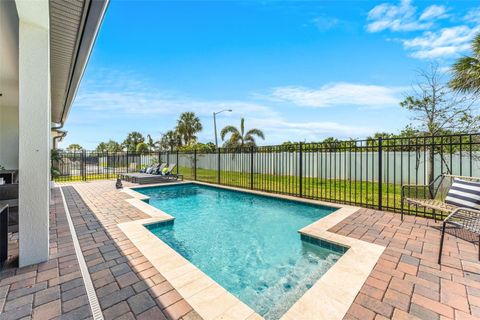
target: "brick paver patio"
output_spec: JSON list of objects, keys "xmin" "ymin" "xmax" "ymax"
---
[
  {"xmin": 61, "ymin": 182, "xmax": 201, "ymax": 320},
  {"xmin": 335, "ymin": 210, "xmax": 480, "ymax": 320},
  {"xmin": 1, "ymin": 179, "xmax": 479, "ymax": 319},
  {"xmin": 0, "ymin": 189, "xmax": 92, "ymax": 320}
]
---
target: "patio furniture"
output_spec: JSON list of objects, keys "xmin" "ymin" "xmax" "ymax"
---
[
  {"xmin": 120, "ymin": 163, "xmax": 165, "ymax": 182},
  {"xmin": 0, "ymin": 184, "xmax": 19, "ymax": 233},
  {"xmin": 162, "ymin": 163, "xmax": 177, "ymax": 176},
  {"xmin": 0, "ymin": 170, "xmax": 18, "ymax": 184},
  {"xmin": 0, "ymin": 204, "xmax": 8, "ymax": 269},
  {"xmin": 438, "ymin": 207, "xmax": 480, "ymax": 263},
  {"xmin": 401, "ymin": 174, "xmax": 480, "ymax": 264},
  {"xmin": 134, "ymin": 163, "xmax": 182, "ymax": 184},
  {"xmin": 401, "ymin": 174, "xmax": 480, "ymax": 220},
  {"xmin": 128, "ymin": 164, "xmax": 183, "ymax": 184}
]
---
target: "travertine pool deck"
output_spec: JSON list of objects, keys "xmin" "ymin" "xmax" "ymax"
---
[{"xmin": 0, "ymin": 179, "xmax": 479, "ymax": 320}]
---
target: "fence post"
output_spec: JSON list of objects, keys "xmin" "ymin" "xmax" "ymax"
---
[
  {"xmin": 378, "ymin": 137, "xmax": 383, "ymax": 211},
  {"xmin": 82, "ymin": 150, "xmax": 87, "ymax": 181},
  {"xmin": 106, "ymin": 151, "xmax": 109, "ymax": 179},
  {"xmin": 217, "ymin": 148, "xmax": 221, "ymax": 184},
  {"xmin": 431, "ymin": 138, "xmax": 435, "ymax": 181},
  {"xmin": 176, "ymin": 150, "xmax": 179, "ymax": 174},
  {"xmin": 194, "ymin": 149, "xmax": 197, "ymax": 180},
  {"xmin": 167, "ymin": 151, "xmax": 170, "ymax": 165},
  {"xmin": 78, "ymin": 151, "xmax": 82, "ymax": 181},
  {"xmin": 299, "ymin": 142, "xmax": 303, "ymax": 197},
  {"xmin": 250, "ymin": 146, "xmax": 254, "ymax": 189},
  {"xmin": 126, "ymin": 151, "xmax": 129, "ymax": 173}
]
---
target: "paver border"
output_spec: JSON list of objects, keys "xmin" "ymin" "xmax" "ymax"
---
[{"xmin": 118, "ymin": 181, "xmax": 385, "ymax": 320}]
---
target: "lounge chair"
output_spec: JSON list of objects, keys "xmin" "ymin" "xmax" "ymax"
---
[
  {"xmin": 132, "ymin": 164, "xmax": 183, "ymax": 184},
  {"xmin": 161, "ymin": 163, "xmax": 177, "ymax": 177},
  {"xmin": 120, "ymin": 163, "xmax": 166, "ymax": 182},
  {"xmin": 132, "ymin": 163, "xmax": 183, "ymax": 184},
  {"xmin": 401, "ymin": 174, "xmax": 480, "ymax": 263}
]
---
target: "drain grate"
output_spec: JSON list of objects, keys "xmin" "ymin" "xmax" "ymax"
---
[{"xmin": 60, "ymin": 187, "xmax": 104, "ymax": 320}]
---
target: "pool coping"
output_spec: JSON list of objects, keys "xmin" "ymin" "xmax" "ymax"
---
[{"xmin": 118, "ymin": 181, "xmax": 385, "ymax": 320}]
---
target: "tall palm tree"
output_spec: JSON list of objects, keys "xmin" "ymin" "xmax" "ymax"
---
[
  {"xmin": 450, "ymin": 33, "xmax": 480, "ymax": 94},
  {"xmin": 160, "ymin": 130, "xmax": 182, "ymax": 151},
  {"xmin": 176, "ymin": 112, "xmax": 202, "ymax": 145},
  {"xmin": 146, "ymin": 134, "xmax": 158, "ymax": 151},
  {"xmin": 220, "ymin": 118, "xmax": 265, "ymax": 148}
]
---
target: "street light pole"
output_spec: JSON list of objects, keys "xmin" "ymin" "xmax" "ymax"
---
[
  {"xmin": 213, "ymin": 112, "xmax": 218, "ymax": 147},
  {"xmin": 213, "ymin": 109, "xmax": 232, "ymax": 148}
]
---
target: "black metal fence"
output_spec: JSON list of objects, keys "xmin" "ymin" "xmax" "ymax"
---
[{"xmin": 54, "ymin": 133, "xmax": 480, "ymax": 218}]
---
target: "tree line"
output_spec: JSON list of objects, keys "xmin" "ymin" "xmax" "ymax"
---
[{"xmin": 65, "ymin": 112, "xmax": 265, "ymax": 153}]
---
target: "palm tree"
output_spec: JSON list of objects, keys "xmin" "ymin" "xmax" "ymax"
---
[
  {"xmin": 66, "ymin": 144, "xmax": 83, "ymax": 152},
  {"xmin": 220, "ymin": 118, "xmax": 265, "ymax": 148},
  {"xmin": 160, "ymin": 130, "xmax": 182, "ymax": 151},
  {"xmin": 450, "ymin": 33, "xmax": 480, "ymax": 94},
  {"xmin": 176, "ymin": 112, "xmax": 202, "ymax": 145},
  {"xmin": 105, "ymin": 140, "xmax": 122, "ymax": 152},
  {"xmin": 122, "ymin": 131, "xmax": 145, "ymax": 152},
  {"xmin": 96, "ymin": 142, "xmax": 108, "ymax": 152},
  {"xmin": 146, "ymin": 134, "xmax": 158, "ymax": 151}
]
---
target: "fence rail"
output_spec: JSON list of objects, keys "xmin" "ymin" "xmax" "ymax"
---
[{"xmin": 54, "ymin": 133, "xmax": 480, "ymax": 219}]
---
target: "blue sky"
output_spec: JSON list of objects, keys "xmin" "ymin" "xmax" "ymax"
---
[{"xmin": 61, "ymin": 0, "xmax": 480, "ymax": 149}]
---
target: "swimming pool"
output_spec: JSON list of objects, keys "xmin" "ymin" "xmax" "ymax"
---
[{"xmin": 138, "ymin": 183, "xmax": 346, "ymax": 319}]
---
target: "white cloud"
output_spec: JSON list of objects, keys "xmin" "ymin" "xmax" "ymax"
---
[
  {"xmin": 402, "ymin": 25, "xmax": 480, "ymax": 59},
  {"xmin": 366, "ymin": 0, "xmax": 432, "ymax": 32},
  {"xmin": 266, "ymin": 83, "xmax": 404, "ymax": 109},
  {"xmin": 76, "ymin": 91, "xmax": 274, "ymax": 118},
  {"xmin": 419, "ymin": 5, "xmax": 448, "ymax": 21},
  {"xmin": 71, "ymin": 69, "xmax": 398, "ymax": 145},
  {"xmin": 247, "ymin": 118, "xmax": 376, "ymax": 142},
  {"xmin": 312, "ymin": 15, "xmax": 340, "ymax": 31},
  {"xmin": 75, "ymin": 69, "xmax": 276, "ymax": 119},
  {"xmin": 465, "ymin": 7, "xmax": 480, "ymax": 23},
  {"xmin": 366, "ymin": 1, "xmax": 479, "ymax": 60}
]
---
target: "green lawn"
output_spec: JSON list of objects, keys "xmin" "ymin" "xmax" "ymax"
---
[{"xmin": 177, "ymin": 166, "xmax": 404, "ymax": 211}]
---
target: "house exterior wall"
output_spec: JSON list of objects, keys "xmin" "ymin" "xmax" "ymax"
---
[
  {"xmin": 0, "ymin": 0, "xmax": 19, "ymax": 170},
  {"xmin": 16, "ymin": 0, "xmax": 51, "ymax": 266}
]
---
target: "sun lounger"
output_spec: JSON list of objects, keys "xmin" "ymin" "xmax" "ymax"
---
[
  {"xmin": 120, "ymin": 163, "xmax": 166, "ymax": 182},
  {"xmin": 132, "ymin": 164, "xmax": 183, "ymax": 184}
]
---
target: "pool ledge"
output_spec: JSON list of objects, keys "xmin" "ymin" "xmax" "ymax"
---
[{"xmin": 118, "ymin": 181, "xmax": 385, "ymax": 320}]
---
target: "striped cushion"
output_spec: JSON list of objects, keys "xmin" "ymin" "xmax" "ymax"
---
[{"xmin": 445, "ymin": 179, "xmax": 480, "ymax": 210}]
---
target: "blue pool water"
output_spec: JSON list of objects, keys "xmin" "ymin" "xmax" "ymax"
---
[{"xmin": 139, "ymin": 184, "xmax": 345, "ymax": 319}]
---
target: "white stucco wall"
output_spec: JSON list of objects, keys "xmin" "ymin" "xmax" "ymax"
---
[
  {"xmin": 16, "ymin": 0, "xmax": 51, "ymax": 267},
  {"xmin": 0, "ymin": 0, "xmax": 19, "ymax": 169}
]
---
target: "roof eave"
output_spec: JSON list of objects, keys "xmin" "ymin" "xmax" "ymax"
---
[{"xmin": 56, "ymin": 0, "xmax": 109, "ymax": 125}]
